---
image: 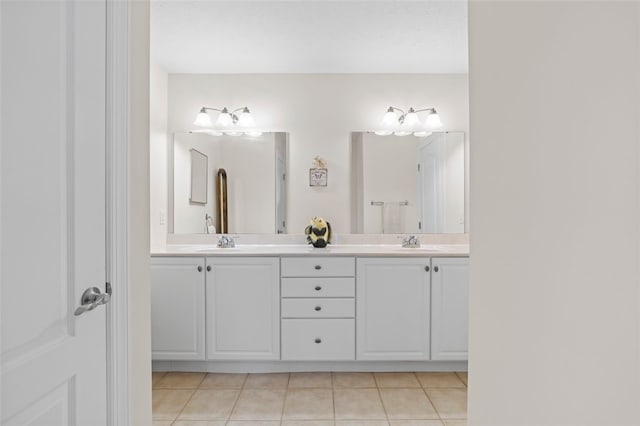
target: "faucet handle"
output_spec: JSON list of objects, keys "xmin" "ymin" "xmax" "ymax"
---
[
  {"xmin": 402, "ymin": 235, "xmax": 420, "ymax": 248},
  {"xmin": 217, "ymin": 235, "xmax": 236, "ymax": 248}
]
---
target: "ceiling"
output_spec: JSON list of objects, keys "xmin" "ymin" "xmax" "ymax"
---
[{"xmin": 151, "ymin": 0, "xmax": 468, "ymax": 74}]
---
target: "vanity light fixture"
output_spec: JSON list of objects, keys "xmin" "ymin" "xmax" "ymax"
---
[
  {"xmin": 193, "ymin": 106, "xmax": 263, "ymax": 137},
  {"xmin": 375, "ymin": 106, "xmax": 443, "ymax": 137}
]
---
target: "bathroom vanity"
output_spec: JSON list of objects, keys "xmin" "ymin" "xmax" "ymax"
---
[{"xmin": 150, "ymin": 242, "xmax": 469, "ymax": 372}]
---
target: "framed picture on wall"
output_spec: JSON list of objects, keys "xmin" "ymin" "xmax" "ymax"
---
[{"xmin": 309, "ymin": 168, "xmax": 328, "ymax": 187}]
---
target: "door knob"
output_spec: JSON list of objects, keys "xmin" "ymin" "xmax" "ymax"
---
[
  {"xmin": 434, "ymin": 266, "xmax": 439, "ymax": 272},
  {"xmin": 74, "ymin": 284, "xmax": 111, "ymax": 316}
]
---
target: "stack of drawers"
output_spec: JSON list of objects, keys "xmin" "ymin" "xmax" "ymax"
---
[{"xmin": 280, "ymin": 257, "xmax": 356, "ymax": 360}]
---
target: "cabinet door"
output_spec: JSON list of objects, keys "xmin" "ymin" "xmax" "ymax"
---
[
  {"xmin": 356, "ymin": 258, "xmax": 431, "ymax": 360},
  {"xmin": 206, "ymin": 257, "xmax": 280, "ymax": 360},
  {"xmin": 151, "ymin": 257, "xmax": 206, "ymax": 360},
  {"xmin": 431, "ymin": 257, "xmax": 469, "ymax": 360}
]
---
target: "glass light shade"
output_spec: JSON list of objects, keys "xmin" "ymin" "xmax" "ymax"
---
[
  {"xmin": 425, "ymin": 112, "xmax": 443, "ymax": 129},
  {"xmin": 394, "ymin": 130, "xmax": 412, "ymax": 136},
  {"xmin": 402, "ymin": 111, "xmax": 421, "ymax": 132},
  {"xmin": 206, "ymin": 130, "xmax": 223, "ymax": 136},
  {"xmin": 224, "ymin": 130, "xmax": 243, "ymax": 136},
  {"xmin": 216, "ymin": 110, "xmax": 233, "ymax": 127},
  {"xmin": 374, "ymin": 130, "xmax": 393, "ymax": 136},
  {"xmin": 245, "ymin": 130, "xmax": 263, "ymax": 137},
  {"xmin": 237, "ymin": 109, "xmax": 256, "ymax": 128},
  {"xmin": 380, "ymin": 109, "xmax": 399, "ymax": 129},
  {"xmin": 193, "ymin": 109, "xmax": 212, "ymax": 127},
  {"xmin": 413, "ymin": 130, "xmax": 432, "ymax": 138}
]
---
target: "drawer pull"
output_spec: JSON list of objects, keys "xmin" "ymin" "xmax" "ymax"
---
[
  {"xmin": 314, "ymin": 285, "xmax": 322, "ymax": 291},
  {"xmin": 314, "ymin": 306, "xmax": 322, "ymax": 311},
  {"xmin": 314, "ymin": 265, "xmax": 322, "ymax": 270},
  {"xmin": 197, "ymin": 266, "xmax": 203, "ymax": 272},
  {"xmin": 315, "ymin": 338, "xmax": 322, "ymax": 344}
]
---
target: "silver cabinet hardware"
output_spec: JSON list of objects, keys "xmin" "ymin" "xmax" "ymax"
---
[
  {"xmin": 315, "ymin": 306, "xmax": 322, "ymax": 311},
  {"xmin": 425, "ymin": 265, "xmax": 430, "ymax": 272},
  {"xmin": 206, "ymin": 265, "xmax": 212, "ymax": 272},
  {"xmin": 197, "ymin": 266, "xmax": 203, "ymax": 272},
  {"xmin": 434, "ymin": 266, "xmax": 439, "ymax": 272},
  {"xmin": 314, "ymin": 286, "xmax": 322, "ymax": 291},
  {"xmin": 315, "ymin": 338, "xmax": 322, "ymax": 344},
  {"xmin": 314, "ymin": 265, "xmax": 322, "ymax": 270}
]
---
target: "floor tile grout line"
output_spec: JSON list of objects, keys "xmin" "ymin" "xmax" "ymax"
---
[{"xmin": 169, "ymin": 387, "xmax": 197, "ymax": 424}]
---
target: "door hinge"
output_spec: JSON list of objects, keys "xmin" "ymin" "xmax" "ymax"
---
[
  {"xmin": 417, "ymin": 164, "xmax": 421, "ymax": 172},
  {"xmin": 418, "ymin": 221, "xmax": 422, "ymax": 230},
  {"xmin": 105, "ymin": 282, "xmax": 112, "ymax": 296}
]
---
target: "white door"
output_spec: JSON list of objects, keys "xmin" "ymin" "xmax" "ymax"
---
[
  {"xmin": 431, "ymin": 257, "xmax": 469, "ymax": 361},
  {"xmin": 1, "ymin": 1, "xmax": 108, "ymax": 425},
  {"xmin": 151, "ymin": 258, "xmax": 206, "ymax": 360},
  {"xmin": 206, "ymin": 257, "xmax": 280, "ymax": 360},
  {"xmin": 356, "ymin": 258, "xmax": 431, "ymax": 361},
  {"xmin": 417, "ymin": 134, "xmax": 444, "ymax": 233}
]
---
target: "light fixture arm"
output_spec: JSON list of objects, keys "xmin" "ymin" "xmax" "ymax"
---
[
  {"xmin": 199, "ymin": 106, "xmax": 251, "ymax": 124},
  {"xmin": 200, "ymin": 106, "xmax": 224, "ymax": 113},
  {"xmin": 412, "ymin": 107, "xmax": 438, "ymax": 114}
]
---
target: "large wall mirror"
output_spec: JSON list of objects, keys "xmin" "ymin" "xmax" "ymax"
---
[
  {"xmin": 351, "ymin": 131, "xmax": 466, "ymax": 234},
  {"xmin": 170, "ymin": 132, "xmax": 288, "ymax": 234}
]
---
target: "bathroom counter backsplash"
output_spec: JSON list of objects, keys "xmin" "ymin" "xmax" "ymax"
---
[{"xmin": 152, "ymin": 233, "xmax": 469, "ymax": 257}]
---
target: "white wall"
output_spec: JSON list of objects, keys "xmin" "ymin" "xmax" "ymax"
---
[
  {"xmin": 150, "ymin": 62, "xmax": 168, "ymax": 250},
  {"xmin": 468, "ymin": 2, "xmax": 640, "ymax": 425},
  {"xmin": 164, "ymin": 74, "xmax": 469, "ymax": 237}
]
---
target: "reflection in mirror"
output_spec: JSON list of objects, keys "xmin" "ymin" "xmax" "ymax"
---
[
  {"xmin": 351, "ymin": 131, "xmax": 465, "ymax": 234},
  {"xmin": 170, "ymin": 132, "xmax": 288, "ymax": 234}
]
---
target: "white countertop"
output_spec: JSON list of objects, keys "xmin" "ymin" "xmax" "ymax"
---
[{"xmin": 151, "ymin": 243, "xmax": 469, "ymax": 257}]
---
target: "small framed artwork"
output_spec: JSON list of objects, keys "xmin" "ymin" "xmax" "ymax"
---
[{"xmin": 309, "ymin": 168, "xmax": 328, "ymax": 187}]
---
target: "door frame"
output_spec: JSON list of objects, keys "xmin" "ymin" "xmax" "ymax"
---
[{"xmin": 106, "ymin": 0, "xmax": 131, "ymax": 424}]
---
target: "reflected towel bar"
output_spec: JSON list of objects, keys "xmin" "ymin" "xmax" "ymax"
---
[{"xmin": 370, "ymin": 200, "xmax": 409, "ymax": 206}]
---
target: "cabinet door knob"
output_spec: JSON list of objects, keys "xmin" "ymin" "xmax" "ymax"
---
[
  {"xmin": 314, "ymin": 286, "xmax": 322, "ymax": 291},
  {"xmin": 206, "ymin": 265, "xmax": 212, "ymax": 272},
  {"xmin": 315, "ymin": 306, "xmax": 322, "ymax": 311},
  {"xmin": 314, "ymin": 265, "xmax": 322, "ymax": 270},
  {"xmin": 314, "ymin": 338, "xmax": 322, "ymax": 344},
  {"xmin": 197, "ymin": 266, "xmax": 203, "ymax": 272},
  {"xmin": 434, "ymin": 266, "xmax": 439, "ymax": 272},
  {"xmin": 425, "ymin": 265, "xmax": 430, "ymax": 272}
]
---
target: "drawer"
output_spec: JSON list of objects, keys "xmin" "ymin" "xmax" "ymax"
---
[
  {"xmin": 281, "ymin": 319, "xmax": 355, "ymax": 360},
  {"xmin": 281, "ymin": 277, "xmax": 355, "ymax": 298},
  {"xmin": 281, "ymin": 257, "xmax": 355, "ymax": 277},
  {"xmin": 281, "ymin": 298, "xmax": 354, "ymax": 318}
]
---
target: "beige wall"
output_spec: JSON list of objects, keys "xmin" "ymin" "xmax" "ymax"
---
[
  {"xmin": 159, "ymin": 73, "xmax": 469, "ymax": 238},
  {"xmin": 468, "ymin": 1, "xmax": 640, "ymax": 425}
]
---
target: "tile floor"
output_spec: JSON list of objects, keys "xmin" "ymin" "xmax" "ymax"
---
[{"xmin": 152, "ymin": 371, "xmax": 468, "ymax": 426}]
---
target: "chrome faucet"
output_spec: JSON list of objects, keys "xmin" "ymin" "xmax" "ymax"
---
[
  {"xmin": 217, "ymin": 235, "xmax": 236, "ymax": 248},
  {"xmin": 402, "ymin": 235, "xmax": 421, "ymax": 248}
]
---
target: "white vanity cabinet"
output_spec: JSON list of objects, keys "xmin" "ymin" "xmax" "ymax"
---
[
  {"xmin": 430, "ymin": 257, "xmax": 469, "ymax": 360},
  {"xmin": 356, "ymin": 257, "xmax": 431, "ymax": 361},
  {"xmin": 281, "ymin": 257, "xmax": 356, "ymax": 360},
  {"xmin": 150, "ymin": 257, "xmax": 206, "ymax": 360},
  {"xmin": 205, "ymin": 257, "xmax": 280, "ymax": 360}
]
